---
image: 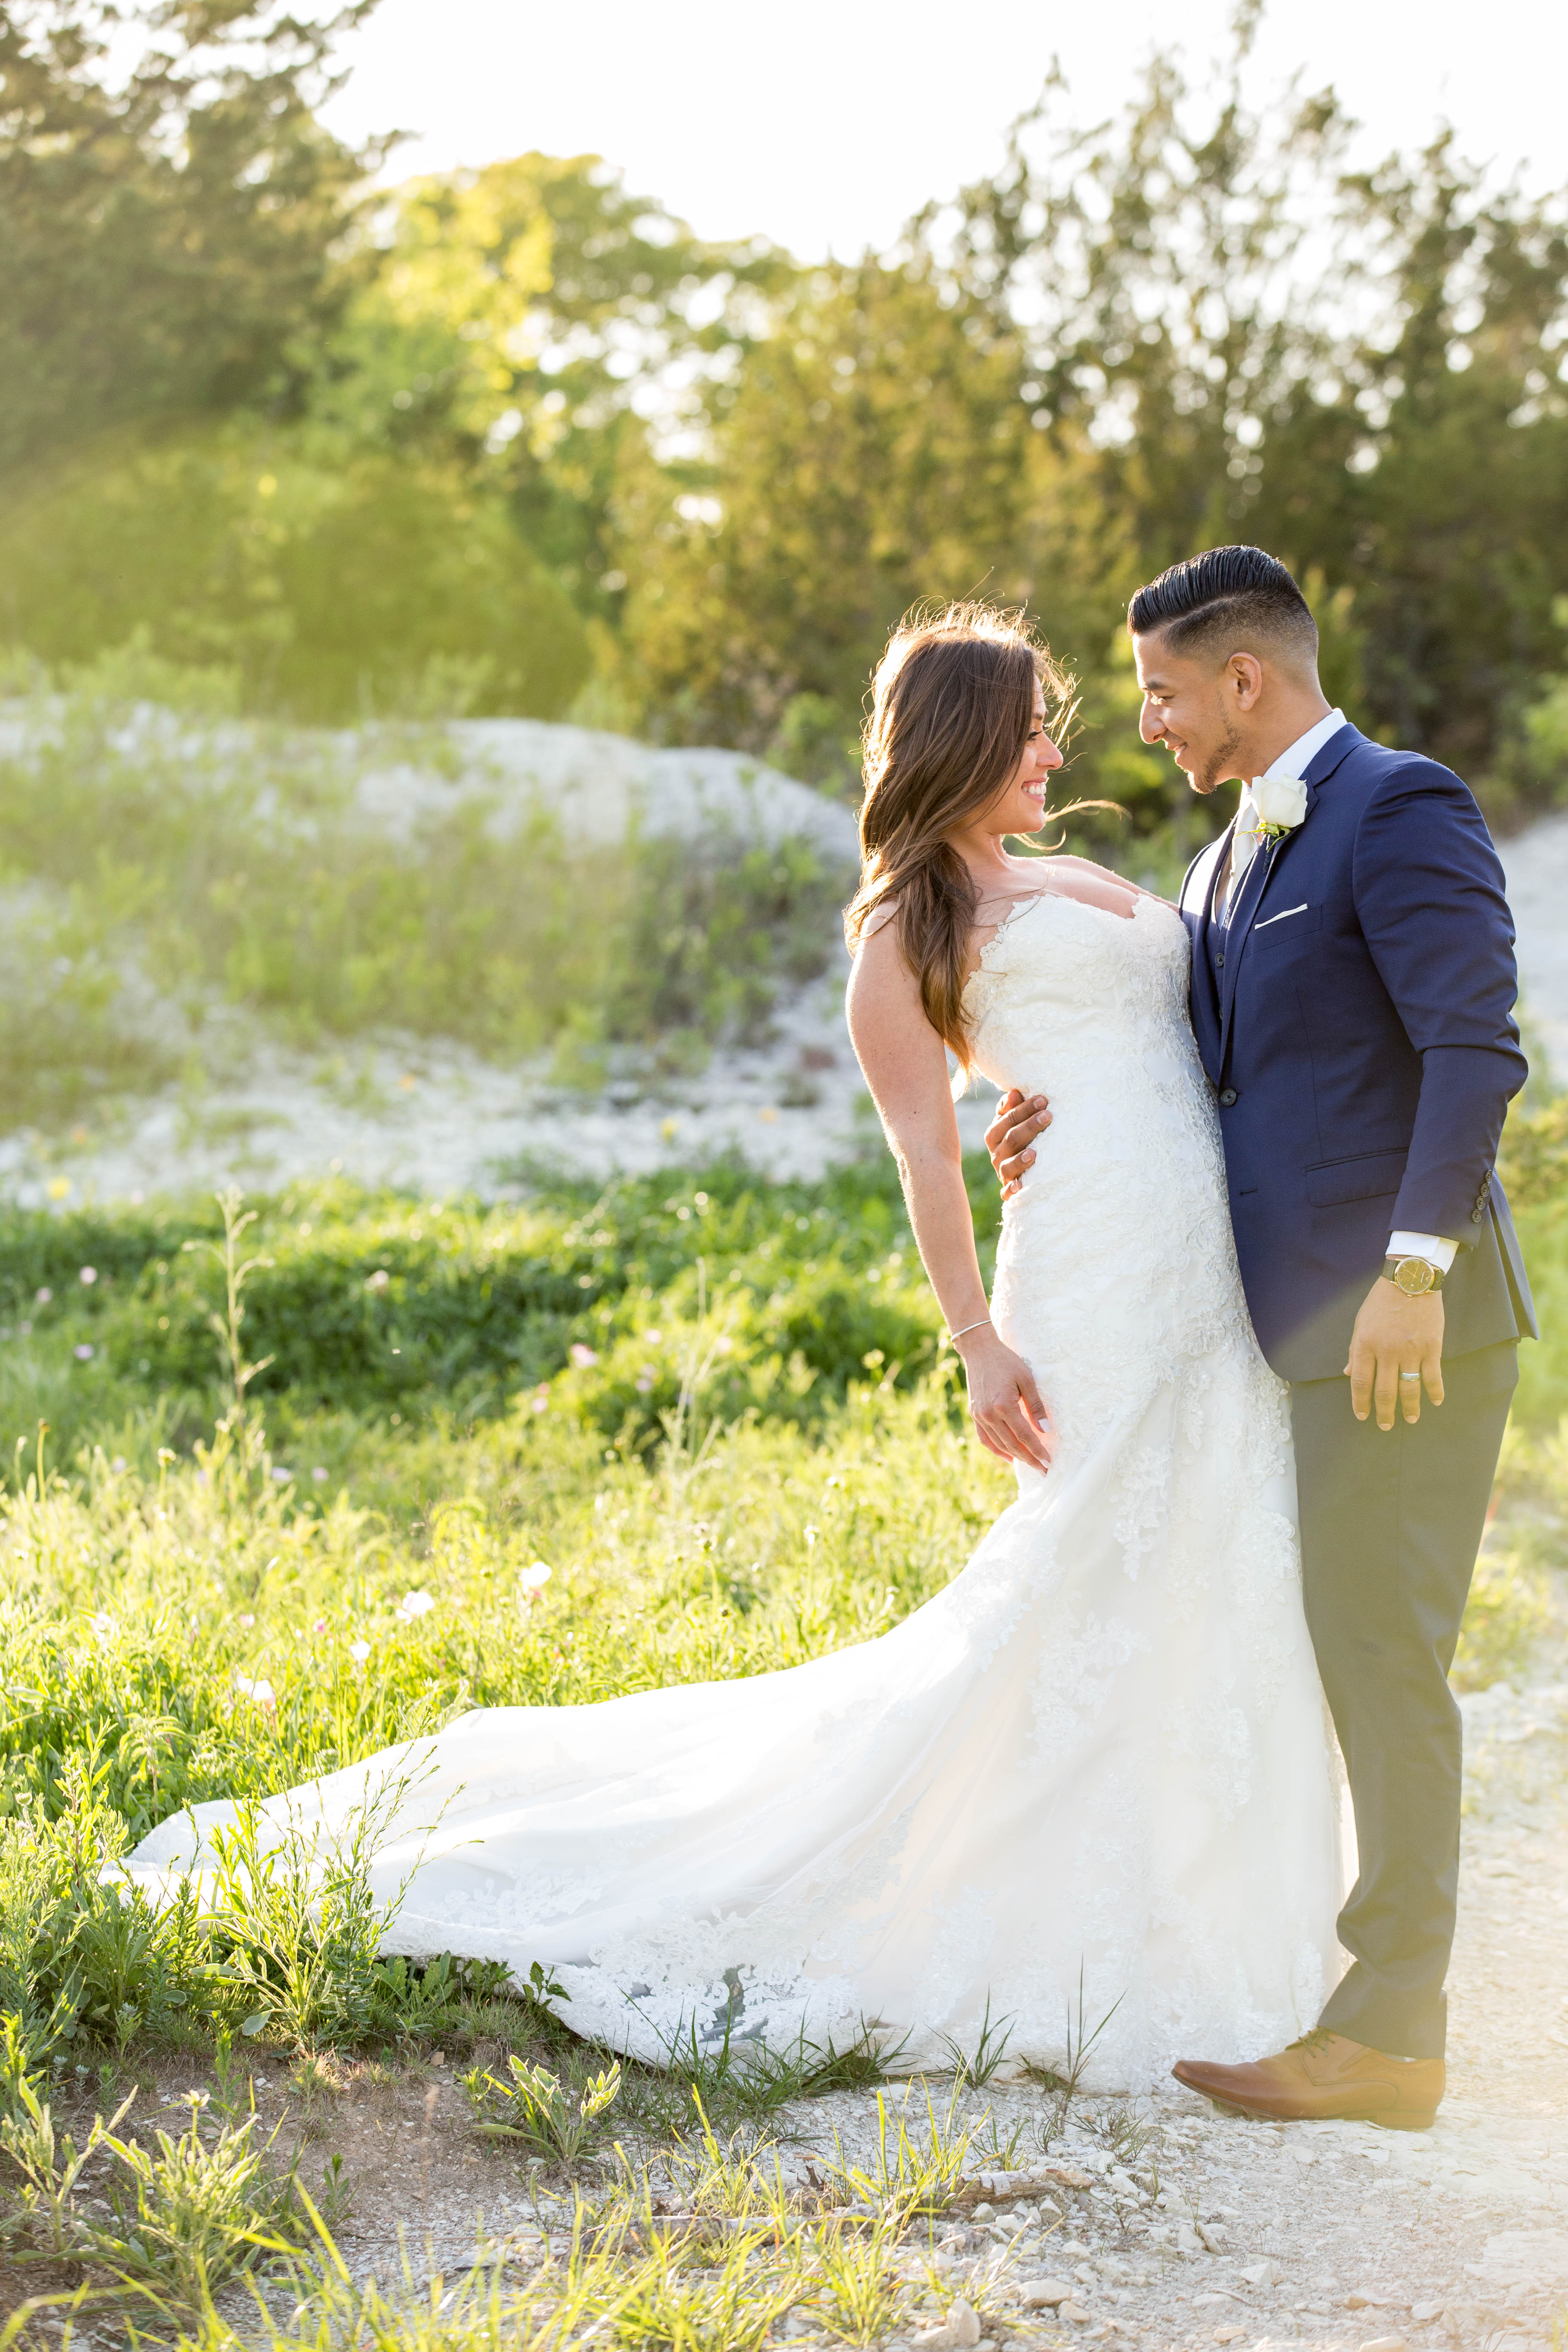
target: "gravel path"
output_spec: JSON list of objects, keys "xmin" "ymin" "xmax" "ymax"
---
[{"xmin": 750, "ymin": 1660, "xmax": 1568, "ymax": 2352}]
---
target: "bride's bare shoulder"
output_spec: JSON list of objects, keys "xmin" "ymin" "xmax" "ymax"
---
[{"xmin": 1048, "ymin": 853, "xmax": 1169, "ymax": 908}]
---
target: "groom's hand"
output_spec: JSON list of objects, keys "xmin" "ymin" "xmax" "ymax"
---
[
  {"xmin": 1345, "ymin": 1279, "xmax": 1445, "ymax": 1429},
  {"xmin": 985, "ymin": 1088, "xmax": 1052, "ymax": 1199}
]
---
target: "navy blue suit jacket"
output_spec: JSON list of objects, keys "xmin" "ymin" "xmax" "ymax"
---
[{"xmin": 1178, "ymin": 723, "xmax": 1536, "ymax": 1383}]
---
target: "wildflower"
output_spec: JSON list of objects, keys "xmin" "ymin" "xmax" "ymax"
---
[
  {"xmin": 530, "ymin": 1392, "xmax": 549, "ymax": 1415},
  {"xmin": 635, "ymin": 1372, "xmax": 654, "ymax": 1394},
  {"xmin": 311, "ymin": 1466, "xmax": 329, "ymax": 1483},
  {"xmin": 396, "ymin": 1589, "xmax": 435, "ymax": 1622},
  {"xmin": 238, "ymin": 1612, "xmax": 256, "ymax": 1627},
  {"xmin": 349, "ymin": 1638, "xmax": 371, "ymax": 1664},
  {"xmin": 79, "ymin": 1266, "xmax": 97, "ymax": 1286},
  {"xmin": 271, "ymin": 1467, "xmax": 292, "ymax": 1483},
  {"xmin": 34, "ymin": 1287, "xmax": 52, "ymax": 1306},
  {"xmin": 312, "ymin": 1617, "xmax": 327, "ymax": 1635},
  {"xmin": 73, "ymin": 1343, "xmax": 94, "ymax": 1362},
  {"xmin": 111, "ymin": 1455, "xmax": 126, "ymax": 1473},
  {"xmin": 90, "ymin": 1612, "xmax": 114, "ymax": 1640},
  {"xmin": 569, "ymin": 1343, "xmax": 598, "ymax": 1368},
  {"xmin": 233, "ymin": 1672, "xmax": 275, "ymax": 1709},
  {"xmin": 366, "ymin": 1268, "xmax": 390, "ymax": 1292},
  {"xmin": 517, "ymin": 1562, "xmax": 552, "ymax": 1606},
  {"xmin": 645, "ymin": 1329, "xmax": 663, "ymax": 1346}
]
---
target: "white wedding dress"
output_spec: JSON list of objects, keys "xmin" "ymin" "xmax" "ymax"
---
[{"xmin": 123, "ymin": 893, "xmax": 1348, "ymax": 2089}]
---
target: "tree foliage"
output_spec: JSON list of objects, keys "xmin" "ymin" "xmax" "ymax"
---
[
  {"xmin": 0, "ymin": 0, "xmax": 378, "ymax": 473},
  {"xmin": 3, "ymin": 6, "xmax": 1568, "ymax": 810}
]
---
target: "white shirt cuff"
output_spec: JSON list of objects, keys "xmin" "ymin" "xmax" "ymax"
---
[{"xmin": 1388, "ymin": 1231, "xmax": 1458, "ymax": 1273}]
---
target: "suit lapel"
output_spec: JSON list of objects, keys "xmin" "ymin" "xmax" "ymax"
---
[{"xmin": 1216, "ymin": 722, "xmax": 1362, "ymax": 1071}]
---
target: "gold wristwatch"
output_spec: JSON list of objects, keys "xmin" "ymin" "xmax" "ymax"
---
[{"xmin": 1382, "ymin": 1254, "xmax": 1444, "ymax": 1297}]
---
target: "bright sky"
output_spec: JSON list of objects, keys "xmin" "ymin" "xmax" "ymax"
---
[{"xmin": 318, "ymin": 0, "xmax": 1567, "ymax": 260}]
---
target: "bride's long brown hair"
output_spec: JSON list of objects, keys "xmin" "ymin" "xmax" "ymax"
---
[{"xmin": 844, "ymin": 602, "xmax": 1078, "ymax": 1077}]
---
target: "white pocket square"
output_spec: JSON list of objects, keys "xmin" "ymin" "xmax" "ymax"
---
[{"xmin": 1254, "ymin": 902, "xmax": 1309, "ymax": 930}]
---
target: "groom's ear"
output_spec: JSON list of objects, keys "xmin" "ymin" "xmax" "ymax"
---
[{"xmin": 1225, "ymin": 651, "xmax": 1266, "ymax": 711}]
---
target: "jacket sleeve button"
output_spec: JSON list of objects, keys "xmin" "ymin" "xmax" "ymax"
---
[
  {"xmin": 1472, "ymin": 1207, "xmax": 1485, "ymax": 1223},
  {"xmin": 1219, "ymin": 1087, "xmax": 1238, "ymax": 1106}
]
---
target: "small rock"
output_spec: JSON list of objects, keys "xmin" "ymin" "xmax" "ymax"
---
[
  {"xmin": 1042, "ymin": 2164, "xmax": 1096, "ymax": 2191},
  {"xmin": 1057, "ymin": 2305, "xmax": 1093, "ymax": 2327},
  {"xmin": 915, "ymin": 2297, "xmax": 983, "ymax": 2352},
  {"xmin": 1357, "ymin": 2340, "xmax": 1407, "ymax": 2352},
  {"xmin": 1347, "ymin": 2291, "xmax": 1405, "ymax": 2311},
  {"xmin": 1239, "ymin": 2260, "xmax": 1283, "ymax": 2288},
  {"xmin": 1020, "ymin": 2280, "xmax": 1075, "ymax": 2310},
  {"xmin": 1196, "ymin": 2221, "xmax": 1229, "ymax": 2253},
  {"xmin": 1213, "ymin": 2332, "xmax": 1246, "ymax": 2346},
  {"xmin": 971, "ymin": 2203, "xmax": 996, "ymax": 2223},
  {"xmin": 1410, "ymin": 2304, "xmax": 1445, "ymax": 2325}
]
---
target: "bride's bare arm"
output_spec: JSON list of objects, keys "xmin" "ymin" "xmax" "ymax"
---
[{"xmin": 846, "ymin": 924, "xmax": 1054, "ymax": 1473}]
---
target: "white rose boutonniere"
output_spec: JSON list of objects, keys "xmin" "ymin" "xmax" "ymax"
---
[{"xmin": 1242, "ymin": 773, "xmax": 1309, "ymax": 842}]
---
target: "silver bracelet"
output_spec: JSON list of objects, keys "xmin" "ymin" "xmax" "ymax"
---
[{"xmin": 949, "ymin": 1316, "xmax": 992, "ymax": 1342}]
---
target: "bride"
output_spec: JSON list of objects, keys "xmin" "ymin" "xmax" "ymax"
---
[{"xmin": 123, "ymin": 603, "xmax": 1347, "ymax": 2089}]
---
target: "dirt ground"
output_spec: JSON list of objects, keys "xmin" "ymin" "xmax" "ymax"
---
[{"xmin": 10, "ymin": 1628, "xmax": 1556, "ymax": 2352}]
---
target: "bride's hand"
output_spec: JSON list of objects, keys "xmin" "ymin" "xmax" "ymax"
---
[{"xmin": 956, "ymin": 1329, "xmax": 1055, "ymax": 1472}]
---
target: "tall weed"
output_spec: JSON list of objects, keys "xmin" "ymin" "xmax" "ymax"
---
[{"xmin": 0, "ymin": 677, "xmax": 851, "ymax": 1132}]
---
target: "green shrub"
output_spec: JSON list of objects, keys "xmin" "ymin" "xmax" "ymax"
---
[
  {"xmin": 0, "ymin": 1801, "xmax": 202, "ymax": 2069},
  {"xmin": 1452, "ymin": 1533, "xmax": 1553, "ymax": 1691},
  {"xmin": 1499, "ymin": 1093, "xmax": 1568, "ymax": 1210},
  {"xmin": 0, "ymin": 427, "xmax": 593, "ymax": 723},
  {"xmin": 459, "ymin": 2048, "xmax": 623, "ymax": 2162},
  {"xmin": 0, "ymin": 1160, "xmax": 992, "ymax": 1443}
]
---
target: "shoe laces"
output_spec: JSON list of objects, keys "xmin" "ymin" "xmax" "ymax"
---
[{"xmin": 1284, "ymin": 2028, "xmax": 1334, "ymax": 2055}]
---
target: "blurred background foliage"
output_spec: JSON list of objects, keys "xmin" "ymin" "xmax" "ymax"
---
[{"xmin": 2, "ymin": 1, "xmax": 1568, "ymax": 879}]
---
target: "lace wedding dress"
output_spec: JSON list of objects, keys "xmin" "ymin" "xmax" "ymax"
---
[{"xmin": 123, "ymin": 893, "xmax": 1348, "ymax": 2088}]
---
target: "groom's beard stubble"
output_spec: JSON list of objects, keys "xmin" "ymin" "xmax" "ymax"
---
[{"xmin": 1194, "ymin": 724, "xmax": 1245, "ymax": 798}]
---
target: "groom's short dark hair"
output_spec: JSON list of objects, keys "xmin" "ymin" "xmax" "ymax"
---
[{"xmin": 1129, "ymin": 546, "xmax": 1318, "ymax": 670}]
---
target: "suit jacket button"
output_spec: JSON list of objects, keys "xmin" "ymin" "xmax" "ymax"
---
[
  {"xmin": 1219, "ymin": 1087, "xmax": 1238, "ymax": 1106},
  {"xmin": 1472, "ymin": 1207, "xmax": 1485, "ymax": 1223}
]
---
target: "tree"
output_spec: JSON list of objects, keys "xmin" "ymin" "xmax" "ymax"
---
[
  {"xmin": 301, "ymin": 151, "xmax": 792, "ymax": 620},
  {"xmin": 619, "ymin": 251, "xmax": 1069, "ymax": 763},
  {"xmin": 0, "ymin": 425, "xmax": 593, "ymax": 720},
  {"xmin": 0, "ymin": 0, "xmax": 381, "ymax": 480},
  {"xmin": 934, "ymin": 43, "xmax": 1568, "ymax": 781}
]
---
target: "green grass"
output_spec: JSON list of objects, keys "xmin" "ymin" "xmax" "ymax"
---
[{"xmin": 0, "ymin": 1148, "xmax": 1559, "ymax": 2345}]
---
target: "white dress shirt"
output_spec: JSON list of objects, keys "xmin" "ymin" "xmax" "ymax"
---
[{"xmin": 1222, "ymin": 705, "xmax": 1455, "ymax": 1275}]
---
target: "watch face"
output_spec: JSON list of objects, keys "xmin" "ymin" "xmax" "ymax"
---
[{"xmin": 1394, "ymin": 1258, "xmax": 1434, "ymax": 1296}]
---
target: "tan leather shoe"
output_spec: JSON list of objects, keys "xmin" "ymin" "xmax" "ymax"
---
[{"xmin": 1171, "ymin": 2029, "xmax": 1444, "ymax": 2131}]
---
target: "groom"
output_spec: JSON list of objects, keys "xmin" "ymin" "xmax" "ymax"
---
[{"xmin": 987, "ymin": 545, "xmax": 1535, "ymax": 2129}]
